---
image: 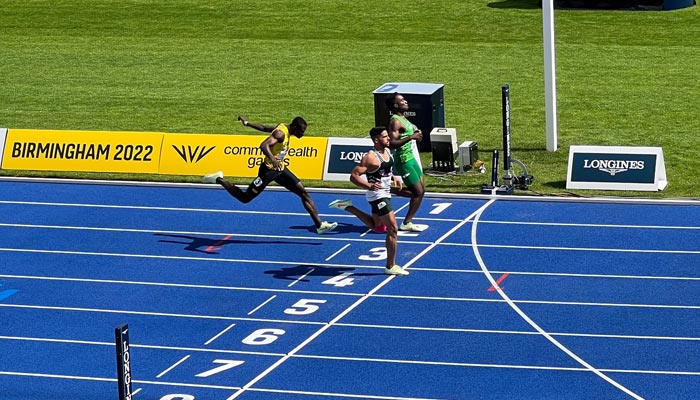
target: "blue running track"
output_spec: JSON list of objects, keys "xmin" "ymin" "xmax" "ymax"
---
[{"xmin": 0, "ymin": 178, "xmax": 699, "ymax": 400}]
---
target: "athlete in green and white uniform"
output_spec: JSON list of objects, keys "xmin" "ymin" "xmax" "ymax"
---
[
  {"xmin": 385, "ymin": 93, "xmax": 428, "ymax": 232},
  {"xmin": 390, "ymin": 113, "xmax": 423, "ymax": 186}
]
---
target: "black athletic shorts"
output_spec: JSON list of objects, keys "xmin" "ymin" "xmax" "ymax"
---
[{"xmin": 248, "ymin": 163, "xmax": 301, "ymax": 193}]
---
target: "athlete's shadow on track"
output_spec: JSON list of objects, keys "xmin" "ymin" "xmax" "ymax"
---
[
  {"xmin": 290, "ymin": 222, "xmax": 386, "ymax": 235},
  {"xmin": 154, "ymin": 233, "xmax": 321, "ymax": 255},
  {"xmin": 264, "ymin": 265, "xmax": 384, "ymax": 282}
]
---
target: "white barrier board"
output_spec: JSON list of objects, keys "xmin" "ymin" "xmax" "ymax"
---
[
  {"xmin": 322, "ymin": 137, "xmax": 373, "ymax": 181},
  {"xmin": 567, "ymin": 145, "xmax": 667, "ymax": 191}
]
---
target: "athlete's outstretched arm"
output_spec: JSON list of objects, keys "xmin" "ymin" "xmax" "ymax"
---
[{"xmin": 237, "ymin": 115, "xmax": 276, "ymax": 133}]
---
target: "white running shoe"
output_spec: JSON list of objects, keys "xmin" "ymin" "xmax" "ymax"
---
[
  {"xmin": 329, "ymin": 199, "xmax": 353, "ymax": 210},
  {"xmin": 385, "ymin": 265, "xmax": 409, "ymax": 276},
  {"xmin": 202, "ymin": 171, "xmax": 223, "ymax": 184},
  {"xmin": 316, "ymin": 221, "xmax": 338, "ymax": 234},
  {"xmin": 399, "ymin": 222, "xmax": 428, "ymax": 232}
]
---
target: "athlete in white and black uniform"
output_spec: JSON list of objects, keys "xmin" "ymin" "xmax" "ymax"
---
[
  {"xmin": 328, "ymin": 127, "xmax": 410, "ymax": 276},
  {"xmin": 364, "ymin": 147, "xmax": 394, "ymax": 215}
]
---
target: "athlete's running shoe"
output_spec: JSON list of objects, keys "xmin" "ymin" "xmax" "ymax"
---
[
  {"xmin": 328, "ymin": 199, "xmax": 353, "ymax": 210},
  {"xmin": 399, "ymin": 222, "xmax": 428, "ymax": 232},
  {"xmin": 385, "ymin": 265, "xmax": 409, "ymax": 276},
  {"xmin": 316, "ymin": 221, "xmax": 338, "ymax": 234},
  {"xmin": 202, "ymin": 171, "xmax": 223, "ymax": 184}
]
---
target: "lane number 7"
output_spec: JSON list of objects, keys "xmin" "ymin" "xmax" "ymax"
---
[{"xmin": 195, "ymin": 359, "xmax": 245, "ymax": 378}]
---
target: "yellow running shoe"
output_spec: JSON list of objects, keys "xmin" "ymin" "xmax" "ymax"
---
[{"xmin": 316, "ymin": 221, "xmax": 338, "ymax": 234}]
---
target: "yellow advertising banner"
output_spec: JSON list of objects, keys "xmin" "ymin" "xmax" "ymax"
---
[
  {"xmin": 160, "ymin": 133, "xmax": 328, "ymax": 180},
  {"xmin": 2, "ymin": 129, "xmax": 163, "ymax": 173}
]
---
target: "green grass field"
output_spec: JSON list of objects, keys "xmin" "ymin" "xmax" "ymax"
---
[{"xmin": 1, "ymin": 0, "xmax": 698, "ymax": 198}]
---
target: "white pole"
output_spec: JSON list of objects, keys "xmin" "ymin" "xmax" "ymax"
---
[{"xmin": 543, "ymin": 0, "xmax": 558, "ymax": 152}]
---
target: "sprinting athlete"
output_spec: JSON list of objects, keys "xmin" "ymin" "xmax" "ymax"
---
[
  {"xmin": 202, "ymin": 115, "xmax": 337, "ymax": 235},
  {"xmin": 385, "ymin": 93, "xmax": 428, "ymax": 232},
  {"xmin": 328, "ymin": 127, "xmax": 409, "ymax": 276}
]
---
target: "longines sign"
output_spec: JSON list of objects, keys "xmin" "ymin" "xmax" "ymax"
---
[
  {"xmin": 322, "ymin": 137, "xmax": 373, "ymax": 181},
  {"xmin": 567, "ymin": 145, "xmax": 667, "ymax": 191},
  {"xmin": 321, "ymin": 137, "xmax": 423, "ymax": 182}
]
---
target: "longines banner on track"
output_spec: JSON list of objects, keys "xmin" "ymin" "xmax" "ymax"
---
[
  {"xmin": 0, "ymin": 128, "xmax": 340, "ymax": 180},
  {"xmin": 323, "ymin": 137, "xmax": 373, "ymax": 181},
  {"xmin": 566, "ymin": 145, "xmax": 668, "ymax": 191}
]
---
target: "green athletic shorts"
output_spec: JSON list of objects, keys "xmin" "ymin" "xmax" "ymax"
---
[
  {"xmin": 394, "ymin": 158, "xmax": 423, "ymax": 186},
  {"xmin": 369, "ymin": 197, "xmax": 393, "ymax": 217}
]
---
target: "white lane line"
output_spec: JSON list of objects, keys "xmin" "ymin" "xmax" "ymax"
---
[
  {"xmin": 331, "ymin": 324, "xmax": 700, "ymax": 341},
  {"xmin": 0, "ymin": 273, "xmax": 367, "ymax": 297},
  {"xmin": 156, "ymin": 355, "xmax": 190, "ymax": 378},
  {"xmin": 325, "ymin": 243, "xmax": 351, "ymax": 261},
  {"xmin": 0, "ymin": 223, "xmax": 432, "ymax": 246},
  {"xmin": 0, "ymin": 303, "xmax": 323, "ymax": 325},
  {"xmin": 0, "ymin": 335, "xmax": 285, "ymax": 356},
  {"xmin": 247, "ymin": 386, "xmax": 442, "ymax": 400},
  {"xmin": 482, "ymin": 219, "xmax": 700, "ymax": 230},
  {"xmin": 471, "ymin": 198, "xmax": 644, "ymax": 400},
  {"xmin": 291, "ymin": 354, "xmax": 700, "ymax": 375},
  {"xmin": 1, "ymin": 273, "xmax": 696, "ymax": 309},
  {"xmin": 1, "ymin": 335, "xmax": 698, "ymax": 376},
  {"xmin": 204, "ymin": 323, "xmax": 236, "ymax": 346},
  {"xmin": 470, "ymin": 243, "xmax": 700, "ymax": 255},
  {"xmin": 247, "ymin": 295, "xmax": 276, "ymax": 316},
  {"xmin": 225, "ymin": 205, "xmax": 487, "ymax": 399},
  {"xmin": 0, "ymin": 247, "xmax": 420, "ymax": 269},
  {"xmin": 288, "ymin": 268, "xmax": 316, "ymax": 288}
]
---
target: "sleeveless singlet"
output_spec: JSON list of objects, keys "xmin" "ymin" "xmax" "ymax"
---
[
  {"xmin": 390, "ymin": 114, "xmax": 416, "ymax": 163},
  {"xmin": 264, "ymin": 123, "xmax": 291, "ymax": 170},
  {"xmin": 365, "ymin": 148, "xmax": 393, "ymax": 202}
]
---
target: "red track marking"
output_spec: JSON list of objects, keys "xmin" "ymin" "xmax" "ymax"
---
[
  {"xmin": 487, "ymin": 273, "xmax": 510, "ymax": 292},
  {"xmin": 205, "ymin": 234, "xmax": 233, "ymax": 252}
]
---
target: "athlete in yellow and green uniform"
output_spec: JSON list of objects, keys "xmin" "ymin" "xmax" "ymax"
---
[{"xmin": 202, "ymin": 116, "xmax": 337, "ymax": 235}]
